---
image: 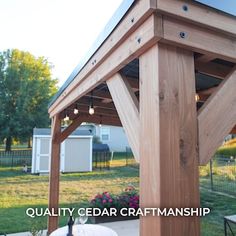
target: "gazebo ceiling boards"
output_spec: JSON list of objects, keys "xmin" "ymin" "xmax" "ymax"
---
[{"xmin": 47, "ymin": 0, "xmax": 236, "ymax": 235}]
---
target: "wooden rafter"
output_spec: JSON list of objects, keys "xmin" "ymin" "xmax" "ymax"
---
[
  {"xmin": 107, "ymin": 73, "xmax": 140, "ymax": 161},
  {"xmin": 231, "ymin": 126, "xmax": 236, "ymax": 134},
  {"xmin": 87, "ymin": 90, "xmax": 112, "ymax": 100},
  {"xmin": 198, "ymin": 67, "xmax": 236, "ymax": 165},
  {"xmin": 196, "ymin": 54, "xmax": 216, "ymax": 63},
  {"xmin": 195, "ymin": 60, "xmax": 233, "ymax": 79},
  {"xmin": 78, "ymin": 113, "xmax": 122, "ymax": 127},
  {"xmin": 77, "ymin": 97, "xmax": 116, "ymax": 110},
  {"xmin": 75, "ymin": 106, "xmax": 118, "ymax": 118}
]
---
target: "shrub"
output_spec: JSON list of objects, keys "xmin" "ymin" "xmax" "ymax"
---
[{"xmin": 90, "ymin": 186, "xmax": 139, "ymax": 210}]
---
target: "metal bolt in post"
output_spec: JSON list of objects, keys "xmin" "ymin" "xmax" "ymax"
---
[
  {"xmin": 182, "ymin": 5, "xmax": 188, "ymax": 11},
  {"xmin": 179, "ymin": 32, "xmax": 187, "ymax": 39}
]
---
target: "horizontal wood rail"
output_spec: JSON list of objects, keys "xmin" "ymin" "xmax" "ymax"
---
[{"xmin": 161, "ymin": 16, "xmax": 236, "ymax": 63}]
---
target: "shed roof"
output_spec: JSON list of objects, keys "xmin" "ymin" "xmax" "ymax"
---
[{"xmin": 33, "ymin": 128, "xmax": 91, "ymax": 136}]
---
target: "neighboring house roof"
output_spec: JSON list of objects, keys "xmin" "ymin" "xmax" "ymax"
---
[
  {"xmin": 33, "ymin": 128, "xmax": 91, "ymax": 136},
  {"xmin": 93, "ymin": 143, "xmax": 110, "ymax": 152}
]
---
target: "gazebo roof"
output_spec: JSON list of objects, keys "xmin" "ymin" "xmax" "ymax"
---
[
  {"xmin": 49, "ymin": 0, "xmax": 135, "ymax": 107},
  {"xmin": 48, "ymin": 0, "xmax": 236, "ymax": 125}
]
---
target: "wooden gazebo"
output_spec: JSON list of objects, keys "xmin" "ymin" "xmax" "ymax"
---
[{"xmin": 47, "ymin": 0, "xmax": 236, "ymax": 235}]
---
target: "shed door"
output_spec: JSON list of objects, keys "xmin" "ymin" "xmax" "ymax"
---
[{"xmin": 36, "ymin": 138, "xmax": 50, "ymax": 172}]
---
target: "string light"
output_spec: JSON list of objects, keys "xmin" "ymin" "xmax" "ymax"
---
[
  {"xmin": 64, "ymin": 112, "xmax": 70, "ymax": 121},
  {"xmin": 89, "ymin": 91, "xmax": 95, "ymax": 115},
  {"xmin": 89, "ymin": 105, "xmax": 94, "ymax": 115},
  {"xmin": 99, "ymin": 115, "xmax": 102, "ymax": 127},
  {"xmin": 195, "ymin": 94, "xmax": 200, "ymax": 102},
  {"xmin": 73, "ymin": 104, "xmax": 79, "ymax": 115}
]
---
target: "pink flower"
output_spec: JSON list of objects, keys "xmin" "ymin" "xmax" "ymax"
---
[
  {"xmin": 103, "ymin": 199, "xmax": 107, "ymax": 204},
  {"xmin": 109, "ymin": 199, "xmax": 113, "ymax": 203}
]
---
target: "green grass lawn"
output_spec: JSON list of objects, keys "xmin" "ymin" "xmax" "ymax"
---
[
  {"xmin": 1, "ymin": 160, "xmax": 236, "ymax": 235},
  {"xmin": 0, "ymin": 164, "xmax": 139, "ymax": 234}
]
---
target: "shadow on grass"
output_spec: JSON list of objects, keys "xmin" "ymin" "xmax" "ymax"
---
[{"xmin": 0, "ymin": 166, "xmax": 139, "ymax": 186}]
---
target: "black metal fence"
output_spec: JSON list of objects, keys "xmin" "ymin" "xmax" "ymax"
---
[
  {"xmin": 0, "ymin": 150, "xmax": 32, "ymax": 167},
  {"xmin": 92, "ymin": 151, "xmax": 111, "ymax": 170},
  {"xmin": 200, "ymin": 154, "xmax": 236, "ymax": 196}
]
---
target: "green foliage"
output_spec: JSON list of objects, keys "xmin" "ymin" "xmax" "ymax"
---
[
  {"xmin": 199, "ymin": 163, "xmax": 211, "ymax": 177},
  {"xmin": 28, "ymin": 218, "xmax": 45, "ymax": 236},
  {"xmin": 0, "ymin": 49, "xmax": 58, "ymax": 150},
  {"xmin": 216, "ymin": 145, "xmax": 236, "ymax": 156},
  {"xmin": 90, "ymin": 186, "xmax": 139, "ymax": 210}
]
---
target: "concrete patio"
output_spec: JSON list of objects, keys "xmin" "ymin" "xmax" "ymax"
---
[{"xmin": 1, "ymin": 219, "xmax": 139, "ymax": 236}]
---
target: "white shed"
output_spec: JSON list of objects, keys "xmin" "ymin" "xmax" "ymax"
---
[{"xmin": 32, "ymin": 128, "xmax": 93, "ymax": 174}]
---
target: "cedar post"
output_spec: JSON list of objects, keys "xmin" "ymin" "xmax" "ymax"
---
[
  {"xmin": 48, "ymin": 114, "xmax": 61, "ymax": 234},
  {"xmin": 139, "ymin": 43, "xmax": 200, "ymax": 236}
]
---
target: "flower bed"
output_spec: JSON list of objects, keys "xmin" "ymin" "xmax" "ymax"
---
[{"xmin": 90, "ymin": 186, "xmax": 139, "ymax": 223}]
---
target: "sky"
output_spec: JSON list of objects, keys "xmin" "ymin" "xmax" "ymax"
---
[{"xmin": 0, "ymin": 0, "xmax": 123, "ymax": 86}]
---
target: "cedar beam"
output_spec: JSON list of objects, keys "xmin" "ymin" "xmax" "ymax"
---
[
  {"xmin": 140, "ymin": 43, "xmax": 200, "ymax": 236},
  {"xmin": 196, "ymin": 55, "xmax": 216, "ymax": 63},
  {"xmin": 48, "ymin": 114, "xmax": 61, "ymax": 234},
  {"xmin": 82, "ymin": 113, "xmax": 122, "ymax": 127},
  {"xmin": 156, "ymin": 0, "xmax": 236, "ymax": 36},
  {"xmin": 60, "ymin": 116, "xmax": 83, "ymax": 143},
  {"xmin": 161, "ymin": 16, "xmax": 236, "ymax": 63},
  {"xmin": 195, "ymin": 61, "xmax": 232, "ymax": 80},
  {"xmin": 231, "ymin": 126, "xmax": 236, "ymax": 134},
  {"xmin": 107, "ymin": 74, "xmax": 140, "ymax": 161},
  {"xmin": 198, "ymin": 67, "xmax": 236, "ymax": 165}
]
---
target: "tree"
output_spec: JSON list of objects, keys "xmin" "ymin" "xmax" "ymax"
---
[{"xmin": 0, "ymin": 49, "xmax": 58, "ymax": 151}]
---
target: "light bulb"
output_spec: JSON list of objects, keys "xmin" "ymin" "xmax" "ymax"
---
[
  {"xmin": 99, "ymin": 123, "xmax": 102, "ymax": 127},
  {"xmin": 89, "ymin": 106, "xmax": 94, "ymax": 115},
  {"xmin": 195, "ymin": 94, "xmax": 200, "ymax": 102},
  {"xmin": 74, "ymin": 108, "xmax": 79, "ymax": 114},
  {"xmin": 64, "ymin": 115, "xmax": 70, "ymax": 121}
]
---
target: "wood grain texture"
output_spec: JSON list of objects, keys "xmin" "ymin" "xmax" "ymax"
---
[
  {"xmin": 156, "ymin": 0, "xmax": 236, "ymax": 36},
  {"xmin": 195, "ymin": 61, "xmax": 232, "ymax": 80},
  {"xmin": 231, "ymin": 126, "xmax": 236, "ymax": 134},
  {"xmin": 196, "ymin": 54, "xmax": 216, "ymax": 63},
  {"xmin": 49, "ymin": 15, "xmax": 161, "ymax": 118},
  {"xmin": 59, "ymin": 117, "xmax": 83, "ymax": 143},
  {"xmin": 198, "ymin": 67, "xmax": 236, "ymax": 165},
  {"xmin": 48, "ymin": 115, "xmax": 61, "ymax": 233},
  {"xmin": 140, "ymin": 43, "xmax": 200, "ymax": 236},
  {"xmin": 161, "ymin": 16, "xmax": 236, "ymax": 63},
  {"xmin": 83, "ymin": 113, "xmax": 122, "ymax": 127},
  {"xmin": 107, "ymin": 74, "xmax": 140, "ymax": 161}
]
